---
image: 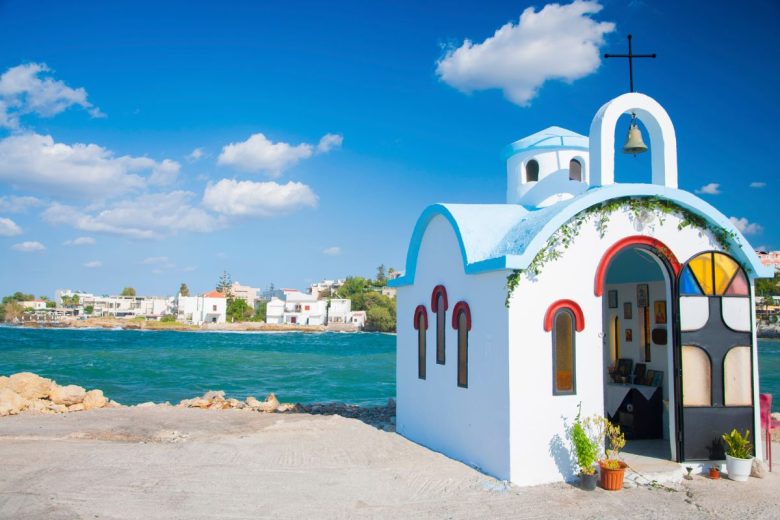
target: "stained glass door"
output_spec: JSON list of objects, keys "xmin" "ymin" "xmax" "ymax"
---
[{"xmin": 676, "ymin": 252, "xmax": 754, "ymax": 460}]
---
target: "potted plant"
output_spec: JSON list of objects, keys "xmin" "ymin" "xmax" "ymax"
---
[
  {"xmin": 708, "ymin": 465, "xmax": 721, "ymax": 479},
  {"xmin": 567, "ymin": 404, "xmax": 599, "ymax": 490},
  {"xmin": 596, "ymin": 417, "xmax": 627, "ymax": 491},
  {"xmin": 722, "ymin": 429, "xmax": 753, "ymax": 482}
]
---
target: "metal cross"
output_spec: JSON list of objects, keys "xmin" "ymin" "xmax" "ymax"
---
[{"xmin": 604, "ymin": 34, "xmax": 656, "ymax": 92}]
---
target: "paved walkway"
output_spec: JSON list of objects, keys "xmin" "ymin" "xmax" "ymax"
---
[{"xmin": 1, "ymin": 407, "xmax": 779, "ymax": 519}]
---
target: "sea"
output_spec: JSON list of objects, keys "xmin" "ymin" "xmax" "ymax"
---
[{"xmin": 1, "ymin": 326, "xmax": 779, "ymax": 409}]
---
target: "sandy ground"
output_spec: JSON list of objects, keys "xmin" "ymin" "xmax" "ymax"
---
[{"xmin": 1, "ymin": 408, "xmax": 779, "ymax": 520}]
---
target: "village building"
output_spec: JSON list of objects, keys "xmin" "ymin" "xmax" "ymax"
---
[
  {"xmin": 265, "ymin": 289, "xmax": 328, "ymax": 325},
  {"xmin": 230, "ymin": 282, "xmax": 261, "ymax": 308},
  {"xmin": 175, "ymin": 291, "xmax": 227, "ymax": 325},
  {"xmin": 756, "ymin": 250, "xmax": 780, "ymax": 271},
  {"xmin": 390, "ymin": 92, "xmax": 773, "ymax": 487}
]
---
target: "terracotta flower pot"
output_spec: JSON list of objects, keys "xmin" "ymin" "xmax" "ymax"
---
[
  {"xmin": 599, "ymin": 461, "xmax": 627, "ymax": 491},
  {"xmin": 709, "ymin": 467, "xmax": 720, "ymax": 479}
]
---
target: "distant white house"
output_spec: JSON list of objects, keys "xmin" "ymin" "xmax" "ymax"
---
[
  {"xmin": 21, "ymin": 300, "xmax": 47, "ymax": 311},
  {"xmin": 327, "ymin": 298, "xmax": 366, "ymax": 329},
  {"xmin": 265, "ymin": 289, "xmax": 328, "ymax": 325},
  {"xmin": 176, "ymin": 291, "xmax": 227, "ymax": 325},
  {"xmin": 349, "ymin": 310, "xmax": 366, "ymax": 328},
  {"xmin": 56, "ymin": 290, "xmax": 173, "ymax": 319},
  {"xmin": 310, "ymin": 279, "xmax": 345, "ymax": 299}
]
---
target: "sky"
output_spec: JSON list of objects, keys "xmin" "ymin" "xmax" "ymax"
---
[{"xmin": 0, "ymin": 0, "xmax": 778, "ymax": 298}]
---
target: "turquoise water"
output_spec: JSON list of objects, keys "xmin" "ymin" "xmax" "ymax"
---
[
  {"xmin": 0, "ymin": 327, "xmax": 395, "ymax": 406},
  {"xmin": 1, "ymin": 327, "xmax": 779, "ymax": 409}
]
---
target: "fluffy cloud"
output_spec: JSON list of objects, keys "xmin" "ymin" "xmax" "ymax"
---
[
  {"xmin": 695, "ymin": 183, "xmax": 721, "ymax": 195},
  {"xmin": 730, "ymin": 216, "xmax": 763, "ymax": 235},
  {"xmin": 436, "ymin": 1, "xmax": 614, "ymax": 106},
  {"xmin": 0, "ymin": 217, "xmax": 22, "ymax": 236},
  {"xmin": 0, "ymin": 133, "xmax": 181, "ymax": 199},
  {"xmin": 83, "ymin": 260, "xmax": 102, "ymax": 268},
  {"xmin": 64, "ymin": 236, "xmax": 95, "ymax": 246},
  {"xmin": 187, "ymin": 148, "xmax": 205, "ymax": 162},
  {"xmin": 218, "ymin": 132, "xmax": 342, "ymax": 176},
  {"xmin": 12, "ymin": 241, "xmax": 45, "ymax": 252},
  {"xmin": 750, "ymin": 181, "xmax": 766, "ymax": 188},
  {"xmin": 43, "ymin": 191, "xmax": 224, "ymax": 240},
  {"xmin": 322, "ymin": 246, "xmax": 341, "ymax": 256},
  {"xmin": 0, "ymin": 195, "xmax": 43, "ymax": 213},
  {"xmin": 203, "ymin": 179, "xmax": 318, "ymax": 217},
  {"xmin": 0, "ymin": 63, "xmax": 103, "ymax": 128}
]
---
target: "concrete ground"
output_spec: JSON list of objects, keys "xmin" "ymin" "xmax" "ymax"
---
[{"xmin": 1, "ymin": 407, "xmax": 779, "ymax": 519}]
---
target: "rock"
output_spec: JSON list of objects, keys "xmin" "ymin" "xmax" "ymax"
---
[
  {"xmin": 276, "ymin": 403, "xmax": 298, "ymax": 412},
  {"xmin": 203, "ymin": 390, "xmax": 225, "ymax": 402},
  {"xmin": 26, "ymin": 398, "xmax": 50, "ymax": 413},
  {"xmin": 751, "ymin": 458, "xmax": 768, "ymax": 478},
  {"xmin": 227, "ymin": 398, "xmax": 242, "ymax": 408},
  {"xmin": 49, "ymin": 384, "xmax": 87, "ymax": 406},
  {"xmin": 387, "ymin": 398, "xmax": 396, "ymax": 408},
  {"xmin": 68, "ymin": 403, "xmax": 85, "ymax": 412},
  {"xmin": 8, "ymin": 372, "xmax": 54, "ymax": 400},
  {"xmin": 105, "ymin": 400, "xmax": 121, "ymax": 408},
  {"xmin": 245, "ymin": 396, "xmax": 262, "ymax": 409},
  {"xmin": 258, "ymin": 393, "xmax": 279, "ymax": 412},
  {"xmin": 136, "ymin": 401, "xmax": 156, "ymax": 408},
  {"xmin": 83, "ymin": 389, "xmax": 107, "ymax": 410},
  {"xmin": 382, "ymin": 424, "xmax": 396, "ymax": 433},
  {"xmin": 0, "ymin": 388, "xmax": 28, "ymax": 416},
  {"xmin": 192, "ymin": 398, "xmax": 211, "ymax": 409},
  {"xmin": 0, "ymin": 376, "xmax": 10, "ymax": 390}
]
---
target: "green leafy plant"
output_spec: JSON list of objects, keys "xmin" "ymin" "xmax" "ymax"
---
[
  {"xmin": 722, "ymin": 429, "xmax": 753, "ymax": 459},
  {"xmin": 505, "ymin": 196, "xmax": 740, "ymax": 306},
  {"xmin": 567, "ymin": 404, "xmax": 599, "ymax": 475}
]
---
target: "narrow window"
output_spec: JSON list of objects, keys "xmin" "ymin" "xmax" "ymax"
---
[
  {"xmin": 452, "ymin": 302, "xmax": 471, "ymax": 388},
  {"xmin": 569, "ymin": 159, "xmax": 582, "ymax": 181},
  {"xmin": 431, "ymin": 286, "xmax": 448, "ymax": 365},
  {"xmin": 553, "ymin": 309, "xmax": 576, "ymax": 395},
  {"xmin": 682, "ymin": 345, "xmax": 711, "ymax": 406},
  {"xmin": 642, "ymin": 306, "xmax": 651, "ymax": 362},
  {"xmin": 526, "ymin": 159, "xmax": 539, "ymax": 182},
  {"xmin": 414, "ymin": 305, "xmax": 428, "ymax": 380},
  {"xmin": 724, "ymin": 346, "xmax": 752, "ymax": 406}
]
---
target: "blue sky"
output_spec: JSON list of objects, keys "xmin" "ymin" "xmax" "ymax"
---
[{"xmin": 0, "ymin": 0, "xmax": 777, "ymax": 298}]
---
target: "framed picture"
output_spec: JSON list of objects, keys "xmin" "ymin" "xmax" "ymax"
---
[
  {"xmin": 644, "ymin": 369, "xmax": 656, "ymax": 386},
  {"xmin": 637, "ymin": 284, "xmax": 649, "ymax": 308},
  {"xmin": 623, "ymin": 302, "xmax": 632, "ymax": 320},
  {"xmin": 652, "ymin": 370, "xmax": 664, "ymax": 387},
  {"xmin": 654, "ymin": 300, "xmax": 667, "ymax": 324},
  {"xmin": 625, "ymin": 328, "xmax": 633, "ymax": 342},
  {"xmin": 608, "ymin": 290, "xmax": 618, "ymax": 309}
]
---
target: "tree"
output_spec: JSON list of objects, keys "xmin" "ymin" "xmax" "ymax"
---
[
  {"xmin": 84, "ymin": 305, "xmax": 94, "ymax": 314},
  {"xmin": 756, "ymin": 272, "xmax": 780, "ymax": 297},
  {"xmin": 376, "ymin": 264, "xmax": 387, "ymax": 286},
  {"xmin": 226, "ymin": 298, "xmax": 252, "ymax": 322},
  {"xmin": 179, "ymin": 283, "xmax": 190, "ymax": 297},
  {"xmin": 366, "ymin": 305, "xmax": 394, "ymax": 332},
  {"xmin": 46, "ymin": 301, "xmax": 56, "ymax": 309},
  {"xmin": 2, "ymin": 301, "xmax": 24, "ymax": 323},
  {"xmin": 120, "ymin": 287, "xmax": 136, "ymax": 297},
  {"xmin": 254, "ymin": 300, "xmax": 268, "ymax": 322},
  {"xmin": 217, "ymin": 271, "xmax": 233, "ymax": 297}
]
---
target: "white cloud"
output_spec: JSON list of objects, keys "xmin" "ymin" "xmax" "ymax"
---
[
  {"xmin": 323, "ymin": 246, "xmax": 341, "ymax": 256},
  {"xmin": 187, "ymin": 148, "xmax": 205, "ymax": 162},
  {"xmin": 64, "ymin": 236, "xmax": 95, "ymax": 246},
  {"xmin": 695, "ymin": 183, "xmax": 721, "ymax": 195},
  {"xmin": 12, "ymin": 241, "xmax": 45, "ymax": 252},
  {"xmin": 142, "ymin": 256, "xmax": 169, "ymax": 265},
  {"xmin": 0, "ymin": 133, "xmax": 180, "ymax": 199},
  {"xmin": 730, "ymin": 216, "xmax": 764, "ymax": 235},
  {"xmin": 316, "ymin": 133, "xmax": 343, "ymax": 153},
  {"xmin": 217, "ymin": 132, "xmax": 341, "ymax": 176},
  {"xmin": 435, "ymin": 1, "xmax": 615, "ymax": 106},
  {"xmin": 43, "ymin": 191, "xmax": 225, "ymax": 240},
  {"xmin": 0, "ymin": 195, "xmax": 43, "ymax": 213},
  {"xmin": 83, "ymin": 260, "xmax": 102, "ymax": 268},
  {"xmin": 0, "ymin": 63, "xmax": 103, "ymax": 128},
  {"xmin": 0, "ymin": 217, "xmax": 22, "ymax": 236},
  {"xmin": 750, "ymin": 181, "xmax": 766, "ymax": 188},
  {"xmin": 203, "ymin": 179, "xmax": 318, "ymax": 217}
]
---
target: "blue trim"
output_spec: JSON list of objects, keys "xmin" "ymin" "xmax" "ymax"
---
[{"xmin": 389, "ymin": 184, "xmax": 773, "ymax": 287}]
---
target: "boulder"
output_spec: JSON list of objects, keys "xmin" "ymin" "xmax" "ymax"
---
[
  {"xmin": 68, "ymin": 403, "xmax": 85, "ymax": 412},
  {"xmin": 751, "ymin": 458, "xmax": 768, "ymax": 478},
  {"xmin": 27, "ymin": 399, "xmax": 51, "ymax": 413},
  {"xmin": 83, "ymin": 389, "xmax": 107, "ymax": 410},
  {"xmin": 47, "ymin": 402, "xmax": 68, "ymax": 413},
  {"xmin": 226, "ymin": 398, "xmax": 242, "ymax": 409},
  {"xmin": 8, "ymin": 372, "xmax": 54, "ymax": 400},
  {"xmin": 258, "ymin": 393, "xmax": 279, "ymax": 413},
  {"xmin": 202, "ymin": 390, "xmax": 225, "ymax": 402},
  {"xmin": 49, "ymin": 384, "xmax": 87, "ymax": 406},
  {"xmin": 245, "ymin": 396, "xmax": 261, "ymax": 409},
  {"xmin": 192, "ymin": 398, "xmax": 211, "ymax": 409},
  {"xmin": 0, "ymin": 388, "xmax": 28, "ymax": 416},
  {"xmin": 136, "ymin": 402, "xmax": 156, "ymax": 408},
  {"xmin": 105, "ymin": 400, "xmax": 121, "ymax": 408},
  {"xmin": 0, "ymin": 376, "xmax": 9, "ymax": 390}
]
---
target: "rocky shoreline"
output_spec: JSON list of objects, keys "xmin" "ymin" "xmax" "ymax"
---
[
  {"xmin": 0, "ymin": 372, "xmax": 396, "ymax": 431},
  {"xmin": 758, "ymin": 324, "xmax": 780, "ymax": 339}
]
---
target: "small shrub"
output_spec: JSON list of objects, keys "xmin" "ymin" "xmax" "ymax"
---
[{"xmin": 722, "ymin": 429, "xmax": 752, "ymax": 459}]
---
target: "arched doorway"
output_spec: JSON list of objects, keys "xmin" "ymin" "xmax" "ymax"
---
[{"xmin": 600, "ymin": 243, "xmax": 678, "ymax": 460}]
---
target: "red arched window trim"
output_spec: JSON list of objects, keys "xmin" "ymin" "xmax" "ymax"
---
[
  {"xmin": 431, "ymin": 285, "xmax": 448, "ymax": 311},
  {"xmin": 413, "ymin": 305, "xmax": 428, "ymax": 329},
  {"xmin": 543, "ymin": 300, "xmax": 585, "ymax": 332},
  {"xmin": 594, "ymin": 236, "xmax": 681, "ymax": 296},
  {"xmin": 451, "ymin": 301, "xmax": 472, "ymax": 330}
]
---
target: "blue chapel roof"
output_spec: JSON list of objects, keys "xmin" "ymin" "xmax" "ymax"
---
[
  {"xmin": 389, "ymin": 184, "xmax": 773, "ymax": 287},
  {"xmin": 502, "ymin": 126, "xmax": 589, "ymax": 159}
]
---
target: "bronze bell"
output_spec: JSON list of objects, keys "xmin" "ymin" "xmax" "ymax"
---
[{"xmin": 623, "ymin": 116, "xmax": 648, "ymax": 155}]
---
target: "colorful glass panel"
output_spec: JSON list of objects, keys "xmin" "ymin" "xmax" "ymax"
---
[
  {"xmin": 725, "ymin": 269, "xmax": 749, "ymax": 296},
  {"xmin": 713, "ymin": 253, "xmax": 739, "ymax": 295},
  {"xmin": 688, "ymin": 253, "xmax": 714, "ymax": 295},
  {"xmin": 679, "ymin": 266, "xmax": 704, "ymax": 296}
]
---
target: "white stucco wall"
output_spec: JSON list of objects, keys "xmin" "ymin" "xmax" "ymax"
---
[
  {"xmin": 506, "ymin": 207, "xmax": 741, "ymax": 486},
  {"xmin": 396, "ymin": 214, "xmax": 511, "ymax": 480},
  {"xmin": 506, "ymin": 149, "xmax": 589, "ymax": 207}
]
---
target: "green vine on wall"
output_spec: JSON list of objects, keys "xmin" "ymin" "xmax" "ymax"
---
[{"xmin": 504, "ymin": 197, "xmax": 738, "ymax": 307}]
